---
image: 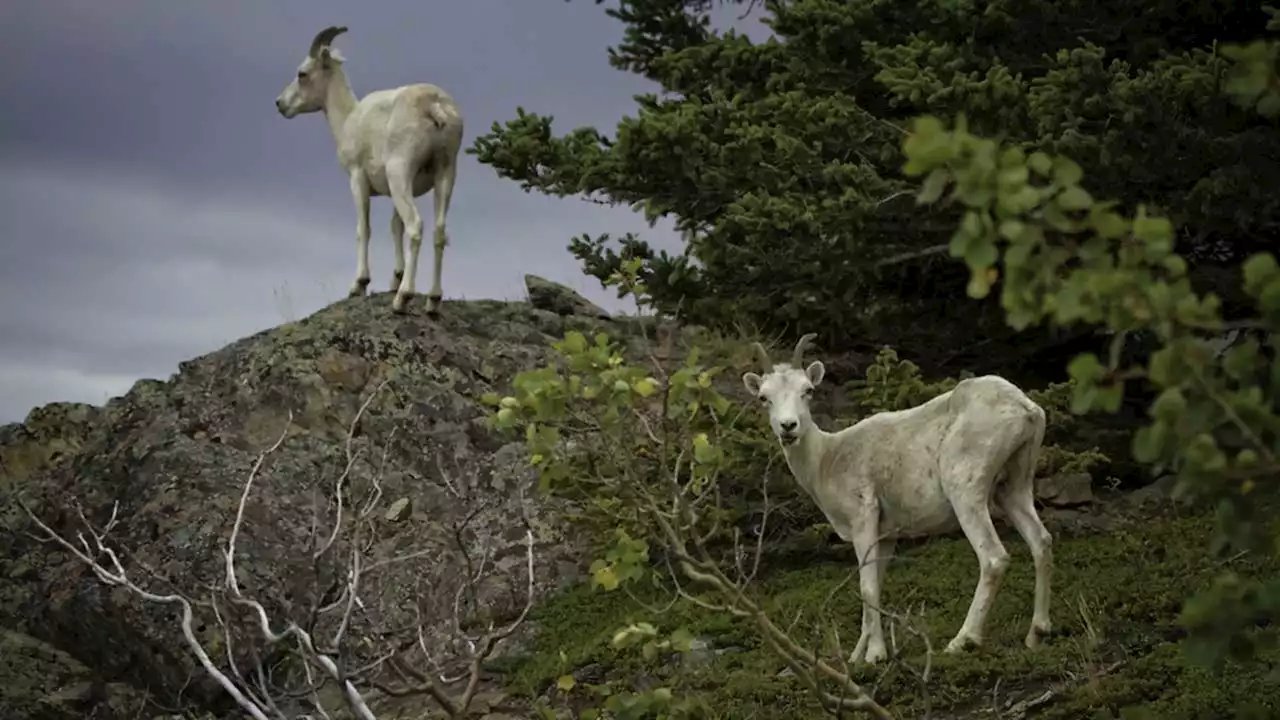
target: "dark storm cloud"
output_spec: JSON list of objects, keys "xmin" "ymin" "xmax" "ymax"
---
[{"xmin": 0, "ymin": 0, "xmax": 770, "ymax": 421}]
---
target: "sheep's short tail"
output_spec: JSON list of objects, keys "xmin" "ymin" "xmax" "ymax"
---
[{"xmin": 427, "ymin": 104, "xmax": 452, "ymax": 129}]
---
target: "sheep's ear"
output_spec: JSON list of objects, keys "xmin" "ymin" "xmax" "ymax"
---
[
  {"xmin": 742, "ymin": 372, "xmax": 762, "ymax": 395},
  {"xmin": 806, "ymin": 360, "xmax": 825, "ymax": 386}
]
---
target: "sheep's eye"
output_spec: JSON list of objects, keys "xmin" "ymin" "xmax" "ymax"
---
[
  {"xmin": 297, "ymin": 71, "xmax": 308, "ymax": 80},
  {"xmin": 758, "ymin": 395, "xmax": 768, "ymax": 404},
  {"xmin": 802, "ymin": 387, "xmax": 814, "ymax": 397}
]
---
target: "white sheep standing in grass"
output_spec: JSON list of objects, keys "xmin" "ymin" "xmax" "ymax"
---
[
  {"xmin": 275, "ymin": 25, "xmax": 464, "ymax": 315},
  {"xmin": 742, "ymin": 334, "xmax": 1054, "ymax": 665}
]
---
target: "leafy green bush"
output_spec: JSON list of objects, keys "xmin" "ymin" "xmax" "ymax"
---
[
  {"xmin": 485, "ymin": 330, "xmax": 896, "ymax": 717},
  {"xmin": 484, "ymin": 329, "xmax": 734, "ymax": 718}
]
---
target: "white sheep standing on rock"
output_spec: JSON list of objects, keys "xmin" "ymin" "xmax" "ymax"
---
[
  {"xmin": 742, "ymin": 334, "xmax": 1054, "ymax": 665},
  {"xmin": 275, "ymin": 25, "xmax": 464, "ymax": 315}
]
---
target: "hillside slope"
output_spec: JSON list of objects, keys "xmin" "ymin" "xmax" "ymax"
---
[{"xmin": 1, "ymin": 289, "xmax": 1275, "ymax": 719}]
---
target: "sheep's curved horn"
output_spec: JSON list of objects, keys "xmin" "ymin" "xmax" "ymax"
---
[
  {"xmin": 790, "ymin": 333, "xmax": 818, "ymax": 367},
  {"xmin": 309, "ymin": 25, "xmax": 348, "ymax": 57},
  {"xmin": 750, "ymin": 341, "xmax": 773, "ymax": 372}
]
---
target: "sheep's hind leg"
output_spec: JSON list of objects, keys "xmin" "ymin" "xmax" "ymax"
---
[
  {"xmin": 945, "ymin": 486, "xmax": 1011, "ymax": 654},
  {"xmin": 347, "ymin": 174, "xmax": 372, "ymax": 298},
  {"xmin": 390, "ymin": 212, "xmax": 405, "ymax": 291},
  {"xmin": 998, "ymin": 441, "xmax": 1054, "ymax": 648},
  {"xmin": 424, "ymin": 160, "xmax": 457, "ymax": 315},
  {"xmin": 387, "ymin": 163, "xmax": 423, "ymax": 314}
]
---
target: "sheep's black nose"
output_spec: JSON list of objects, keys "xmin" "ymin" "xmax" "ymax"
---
[{"xmin": 779, "ymin": 420, "xmax": 797, "ymax": 432}]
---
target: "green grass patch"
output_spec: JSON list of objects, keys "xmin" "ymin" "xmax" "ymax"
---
[{"xmin": 496, "ymin": 505, "xmax": 1280, "ymax": 718}]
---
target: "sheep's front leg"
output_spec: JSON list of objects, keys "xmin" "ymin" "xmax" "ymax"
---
[
  {"xmin": 347, "ymin": 173, "xmax": 372, "ymax": 298},
  {"xmin": 848, "ymin": 525, "xmax": 891, "ymax": 665}
]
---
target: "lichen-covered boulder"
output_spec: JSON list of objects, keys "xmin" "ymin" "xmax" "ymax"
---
[{"xmin": 0, "ymin": 296, "xmax": 633, "ymax": 718}]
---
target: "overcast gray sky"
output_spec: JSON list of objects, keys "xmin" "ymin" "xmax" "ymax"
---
[{"xmin": 0, "ymin": 1, "xmax": 769, "ymax": 422}]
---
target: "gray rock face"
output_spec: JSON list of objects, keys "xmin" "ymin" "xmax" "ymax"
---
[
  {"xmin": 524, "ymin": 274, "xmax": 611, "ymax": 319},
  {"xmin": 1035, "ymin": 471, "xmax": 1094, "ymax": 507},
  {"xmin": 0, "ymin": 628, "xmax": 149, "ymax": 720},
  {"xmin": 0, "ymin": 296, "xmax": 629, "ymax": 719}
]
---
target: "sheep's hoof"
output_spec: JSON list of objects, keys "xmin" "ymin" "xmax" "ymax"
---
[
  {"xmin": 425, "ymin": 294, "xmax": 442, "ymax": 316},
  {"xmin": 390, "ymin": 272, "xmax": 404, "ymax": 291},
  {"xmin": 391, "ymin": 293, "xmax": 410, "ymax": 314},
  {"xmin": 862, "ymin": 645, "xmax": 888, "ymax": 665},
  {"xmin": 1025, "ymin": 622, "xmax": 1051, "ymax": 648},
  {"xmin": 348, "ymin": 278, "xmax": 370, "ymax": 298},
  {"xmin": 944, "ymin": 634, "xmax": 980, "ymax": 654}
]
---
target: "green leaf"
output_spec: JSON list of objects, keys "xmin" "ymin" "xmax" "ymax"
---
[
  {"xmin": 997, "ymin": 164, "xmax": 1029, "ymax": 188},
  {"xmin": 1222, "ymin": 340, "xmax": 1260, "ymax": 381},
  {"xmin": 1067, "ymin": 353, "xmax": 1105, "ymax": 384},
  {"xmin": 966, "ymin": 268, "xmax": 993, "ymax": 298},
  {"xmin": 1260, "ymin": 277, "xmax": 1280, "ymax": 319},
  {"xmin": 1052, "ymin": 157, "xmax": 1083, "ymax": 186},
  {"xmin": 591, "ymin": 562, "xmax": 620, "ymax": 591},
  {"xmin": 641, "ymin": 640, "xmax": 659, "ymax": 661},
  {"xmin": 965, "ymin": 236, "xmax": 999, "ymax": 270},
  {"xmin": 999, "ymin": 146, "xmax": 1026, "ymax": 168},
  {"xmin": 1091, "ymin": 209, "xmax": 1129, "ymax": 239},
  {"xmin": 1027, "ymin": 152, "xmax": 1053, "ymax": 177},
  {"xmin": 917, "ymin": 168, "xmax": 950, "ymax": 204},
  {"xmin": 669, "ymin": 627, "xmax": 695, "ymax": 653},
  {"xmin": 961, "ymin": 210, "xmax": 983, "ymax": 238},
  {"xmin": 1151, "ymin": 387, "xmax": 1188, "ymax": 421},
  {"xmin": 1056, "ymin": 186, "xmax": 1093, "ymax": 211},
  {"xmin": 1242, "ymin": 252, "xmax": 1279, "ymax": 297},
  {"xmin": 1095, "ymin": 381, "xmax": 1124, "ymax": 413},
  {"xmin": 1070, "ymin": 383, "xmax": 1098, "ymax": 415},
  {"xmin": 1132, "ymin": 209, "xmax": 1175, "ymax": 251},
  {"xmin": 692, "ymin": 432, "xmax": 718, "ymax": 464},
  {"xmin": 998, "ymin": 219, "xmax": 1027, "ymax": 241},
  {"xmin": 911, "ymin": 115, "xmax": 945, "ymax": 140},
  {"xmin": 556, "ymin": 675, "xmax": 577, "ymax": 692},
  {"xmin": 1257, "ymin": 90, "xmax": 1280, "ymax": 117},
  {"xmin": 1162, "ymin": 255, "xmax": 1188, "ymax": 277},
  {"xmin": 1147, "ymin": 347, "xmax": 1181, "ymax": 387},
  {"xmin": 1132, "ymin": 423, "xmax": 1165, "ymax": 463},
  {"xmin": 949, "ymin": 225, "xmax": 974, "ymax": 258},
  {"xmin": 562, "ymin": 330, "xmax": 588, "ymax": 354}
]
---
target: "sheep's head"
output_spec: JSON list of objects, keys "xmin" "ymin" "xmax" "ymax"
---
[
  {"xmin": 742, "ymin": 333, "xmax": 825, "ymax": 446},
  {"xmin": 275, "ymin": 26, "xmax": 348, "ymax": 119}
]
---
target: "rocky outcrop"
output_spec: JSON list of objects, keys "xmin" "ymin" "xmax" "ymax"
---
[
  {"xmin": 0, "ymin": 629, "xmax": 149, "ymax": 720},
  {"xmin": 1035, "ymin": 471, "xmax": 1094, "ymax": 507},
  {"xmin": 523, "ymin": 275, "xmax": 611, "ymax": 319},
  {"xmin": 0, "ymin": 296, "xmax": 648, "ymax": 719}
]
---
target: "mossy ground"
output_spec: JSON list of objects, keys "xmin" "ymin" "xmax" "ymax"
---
[{"xmin": 495, "ymin": 503, "xmax": 1279, "ymax": 719}]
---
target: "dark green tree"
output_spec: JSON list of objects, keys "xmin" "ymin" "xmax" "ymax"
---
[{"xmin": 471, "ymin": 0, "xmax": 1280, "ymax": 385}]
